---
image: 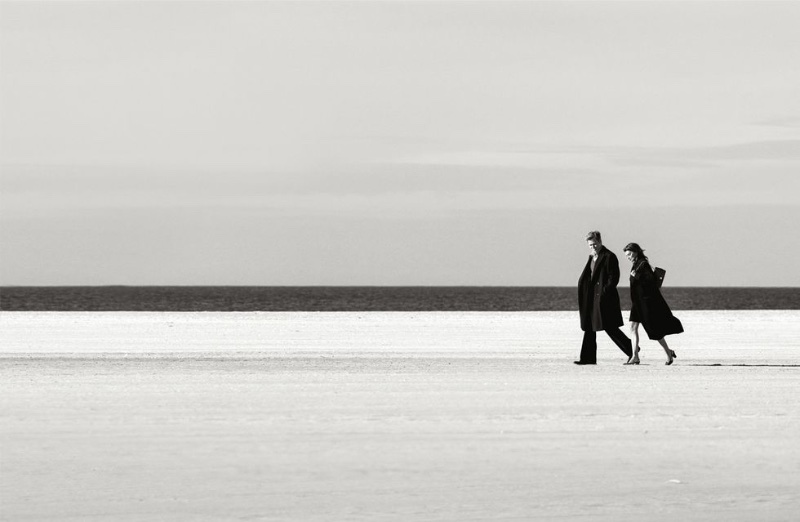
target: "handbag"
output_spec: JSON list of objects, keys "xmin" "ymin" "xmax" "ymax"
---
[{"xmin": 653, "ymin": 267, "xmax": 666, "ymax": 288}]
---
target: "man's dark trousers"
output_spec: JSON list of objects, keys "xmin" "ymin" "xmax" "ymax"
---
[{"xmin": 579, "ymin": 329, "xmax": 633, "ymax": 363}]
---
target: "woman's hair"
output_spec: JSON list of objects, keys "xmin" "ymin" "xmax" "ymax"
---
[
  {"xmin": 586, "ymin": 230, "xmax": 602, "ymax": 242},
  {"xmin": 624, "ymin": 242, "xmax": 648, "ymax": 262}
]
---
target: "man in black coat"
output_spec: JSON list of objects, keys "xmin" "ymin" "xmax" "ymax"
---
[{"xmin": 575, "ymin": 231, "xmax": 633, "ymax": 365}]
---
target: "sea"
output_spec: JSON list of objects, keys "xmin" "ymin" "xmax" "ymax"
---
[{"xmin": 1, "ymin": 286, "xmax": 798, "ymax": 311}]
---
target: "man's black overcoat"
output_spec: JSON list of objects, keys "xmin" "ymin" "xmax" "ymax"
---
[{"xmin": 578, "ymin": 246, "xmax": 625, "ymax": 332}]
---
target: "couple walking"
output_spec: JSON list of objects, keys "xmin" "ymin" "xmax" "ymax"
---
[{"xmin": 575, "ymin": 230, "xmax": 683, "ymax": 366}]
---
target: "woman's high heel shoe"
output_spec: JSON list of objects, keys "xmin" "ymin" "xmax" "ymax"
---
[
  {"xmin": 666, "ymin": 350, "xmax": 677, "ymax": 366},
  {"xmin": 624, "ymin": 355, "xmax": 640, "ymax": 365}
]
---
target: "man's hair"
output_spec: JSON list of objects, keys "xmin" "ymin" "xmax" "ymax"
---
[{"xmin": 585, "ymin": 230, "xmax": 602, "ymax": 242}]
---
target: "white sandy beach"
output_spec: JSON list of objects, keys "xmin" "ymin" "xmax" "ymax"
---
[{"xmin": 2, "ymin": 311, "xmax": 800, "ymax": 521}]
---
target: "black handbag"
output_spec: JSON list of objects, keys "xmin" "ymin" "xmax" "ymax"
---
[{"xmin": 653, "ymin": 267, "xmax": 666, "ymax": 288}]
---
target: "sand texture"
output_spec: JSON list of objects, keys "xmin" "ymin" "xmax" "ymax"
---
[{"xmin": 2, "ymin": 311, "xmax": 800, "ymax": 521}]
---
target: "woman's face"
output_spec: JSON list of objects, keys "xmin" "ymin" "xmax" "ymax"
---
[{"xmin": 625, "ymin": 250, "xmax": 636, "ymax": 263}]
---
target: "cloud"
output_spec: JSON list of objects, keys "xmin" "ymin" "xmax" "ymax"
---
[
  {"xmin": 606, "ymin": 140, "xmax": 800, "ymax": 169},
  {"xmin": 753, "ymin": 117, "xmax": 800, "ymax": 129}
]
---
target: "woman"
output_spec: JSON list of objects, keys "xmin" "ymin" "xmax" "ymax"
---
[{"xmin": 623, "ymin": 243, "xmax": 683, "ymax": 365}]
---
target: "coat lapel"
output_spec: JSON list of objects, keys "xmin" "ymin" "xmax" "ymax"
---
[{"xmin": 590, "ymin": 248, "xmax": 607, "ymax": 283}]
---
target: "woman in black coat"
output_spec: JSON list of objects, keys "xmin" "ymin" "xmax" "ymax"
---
[{"xmin": 623, "ymin": 243, "xmax": 683, "ymax": 365}]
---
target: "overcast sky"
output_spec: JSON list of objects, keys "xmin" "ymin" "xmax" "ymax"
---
[{"xmin": 1, "ymin": 1, "xmax": 799, "ymax": 286}]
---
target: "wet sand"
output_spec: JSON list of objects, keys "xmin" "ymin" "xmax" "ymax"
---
[{"xmin": 2, "ymin": 311, "xmax": 800, "ymax": 521}]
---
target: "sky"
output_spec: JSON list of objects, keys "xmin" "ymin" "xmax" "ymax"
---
[{"xmin": 1, "ymin": 0, "xmax": 799, "ymax": 286}]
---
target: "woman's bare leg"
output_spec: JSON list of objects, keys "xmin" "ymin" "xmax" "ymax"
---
[
  {"xmin": 627, "ymin": 323, "xmax": 641, "ymax": 364},
  {"xmin": 657, "ymin": 338, "xmax": 676, "ymax": 365}
]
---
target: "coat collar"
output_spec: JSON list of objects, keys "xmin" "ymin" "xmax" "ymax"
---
[
  {"xmin": 589, "ymin": 246, "xmax": 608, "ymax": 280},
  {"xmin": 589, "ymin": 246, "xmax": 608, "ymax": 262}
]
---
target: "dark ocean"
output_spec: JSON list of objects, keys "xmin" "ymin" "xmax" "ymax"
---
[{"xmin": 1, "ymin": 286, "xmax": 798, "ymax": 311}]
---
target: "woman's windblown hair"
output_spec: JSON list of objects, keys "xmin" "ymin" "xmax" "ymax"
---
[
  {"xmin": 624, "ymin": 242, "xmax": 649, "ymax": 264},
  {"xmin": 624, "ymin": 242, "xmax": 643, "ymax": 255}
]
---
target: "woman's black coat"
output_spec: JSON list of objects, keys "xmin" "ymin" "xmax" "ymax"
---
[
  {"xmin": 629, "ymin": 260, "xmax": 684, "ymax": 340},
  {"xmin": 578, "ymin": 246, "xmax": 624, "ymax": 332}
]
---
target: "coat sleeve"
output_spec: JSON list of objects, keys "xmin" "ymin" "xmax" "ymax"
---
[
  {"xmin": 631, "ymin": 261, "xmax": 648, "ymax": 281},
  {"xmin": 635, "ymin": 261, "xmax": 659, "ymax": 292},
  {"xmin": 603, "ymin": 253, "xmax": 620, "ymax": 295},
  {"xmin": 639, "ymin": 262, "xmax": 656, "ymax": 284}
]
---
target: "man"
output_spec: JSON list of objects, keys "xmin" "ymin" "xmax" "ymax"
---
[{"xmin": 575, "ymin": 231, "xmax": 633, "ymax": 365}]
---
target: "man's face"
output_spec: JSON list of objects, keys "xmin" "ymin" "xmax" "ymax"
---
[{"xmin": 587, "ymin": 239, "xmax": 601, "ymax": 256}]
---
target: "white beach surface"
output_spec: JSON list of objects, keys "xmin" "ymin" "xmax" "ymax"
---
[{"xmin": 2, "ymin": 311, "xmax": 800, "ymax": 521}]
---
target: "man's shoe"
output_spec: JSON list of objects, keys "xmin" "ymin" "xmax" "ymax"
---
[{"xmin": 573, "ymin": 361, "xmax": 596, "ymax": 365}]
